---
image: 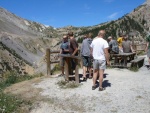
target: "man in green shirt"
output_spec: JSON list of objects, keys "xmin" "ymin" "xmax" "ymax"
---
[{"xmin": 145, "ymin": 35, "xmax": 150, "ymax": 65}]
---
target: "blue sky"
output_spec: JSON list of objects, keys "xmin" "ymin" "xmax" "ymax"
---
[{"xmin": 0, "ymin": 0, "xmax": 145, "ymax": 28}]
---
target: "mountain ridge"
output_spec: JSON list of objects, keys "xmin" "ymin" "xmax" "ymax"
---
[{"xmin": 0, "ymin": 1, "xmax": 150, "ymax": 76}]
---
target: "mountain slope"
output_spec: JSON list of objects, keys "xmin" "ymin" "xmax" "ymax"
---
[{"xmin": 1, "ymin": 0, "xmax": 150, "ymax": 75}]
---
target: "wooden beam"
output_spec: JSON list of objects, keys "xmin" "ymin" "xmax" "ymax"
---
[
  {"xmin": 75, "ymin": 59, "xmax": 79, "ymax": 83},
  {"xmin": 51, "ymin": 60, "xmax": 60, "ymax": 64},
  {"xmin": 50, "ymin": 50, "xmax": 59, "ymax": 54}
]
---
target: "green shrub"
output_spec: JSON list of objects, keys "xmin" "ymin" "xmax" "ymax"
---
[
  {"xmin": 51, "ymin": 64, "xmax": 61, "ymax": 74},
  {"xmin": 66, "ymin": 81, "xmax": 80, "ymax": 88},
  {"xmin": 129, "ymin": 66, "xmax": 139, "ymax": 72},
  {"xmin": 0, "ymin": 90, "xmax": 32, "ymax": 113},
  {"xmin": 57, "ymin": 80, "xmax": 80, "ymax": 89}
]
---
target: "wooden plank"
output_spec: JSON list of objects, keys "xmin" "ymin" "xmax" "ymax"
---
[
  {"xmin": 59, "ymin": 54, "xmax": 81, "ymax": 60},
  {"xmin": 50, "ymin": 50, "xmax": 59, "ymax": 54},
  {"xmin": 111, "ymin": 53, "xmax": 136, "ymax": 57},
  {"xmin": 130, "ymin": 57, "xmax": 145, "ymax": 68},
  {"xmin": 130, "ymin": 57, "xmax": 145, "ymax": 63},
  {"xmin": 50, "ymin": 60, "xmax": 60, "ymax": 64}
]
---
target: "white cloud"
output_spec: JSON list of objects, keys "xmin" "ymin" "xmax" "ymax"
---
[{"xmin": 108, "ymin": 12, "xmax": 118, "ymax": 19}]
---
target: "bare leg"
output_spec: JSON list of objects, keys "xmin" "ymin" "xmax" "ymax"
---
[
  {"xmin": 99, "ymin": 69, "xmax": 104, "ymax": 88},
  {"xmin": 93, "ymin": 69, "xmax": 98, "ymax": 86},
  {"xmin": 83, "ymin": 66, "xmax": 87, "ymax": 78},
  {"xmin": 88, "ymin": 67, "xmax": 92, "ymax": 78},
  {"xmin": 61, "ymin": 67, "xmax": 64, "ymax": 75}
]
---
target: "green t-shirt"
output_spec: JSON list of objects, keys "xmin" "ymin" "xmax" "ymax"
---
[{"xmin": 146, "ymin": 35, "xmax": 150, "ymax": 49}]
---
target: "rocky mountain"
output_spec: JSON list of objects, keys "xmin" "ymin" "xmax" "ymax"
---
[
  {"xmin": 0, "ymin": 0, "xmax": 150, "ymax": 76},
  {"xmin": 78, "ymin": 0, "xmax": 150, "ymax": 42}
]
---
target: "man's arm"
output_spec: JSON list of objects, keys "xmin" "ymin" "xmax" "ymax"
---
[
  {"xmin": 90, "ymin": 47, "xmax": 93, "ymax": 58},
  {"xmin": 60, "ymin": 49, "xmax": 62, "ymax": 54},
  {"xmin": 145, "ymin": 42, "xmax": 149, "ymax": 52},
  {"xmin": 104, "ymin": 48, "xmax": 110, "ymax": 65},
  {"xmin": 71, "ymin": 40, "xmax": 78, "ymax": 56},
  {"xmin": 72, "ymin": 48, "xmax": 78, "ymax": 56},
  {"xmin": 130, "ymin": 41, "xmax": 134, "ymax": 52}
]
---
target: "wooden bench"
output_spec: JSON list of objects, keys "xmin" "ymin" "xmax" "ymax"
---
[
  {"xmin": 111, "ymin": 53, "xmax": 136, "ymax": 68},
  {"xmin": 130, "ymin": 57, "xmax": 145, "ymax": 68}
]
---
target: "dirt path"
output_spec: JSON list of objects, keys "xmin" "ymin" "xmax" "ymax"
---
[{"xmin": 5, "ymin": 56, "xmax": 150, "ymax": 113}]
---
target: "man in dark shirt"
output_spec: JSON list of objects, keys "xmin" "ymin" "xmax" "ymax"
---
[
  {"xmin": 108, "ymin": 36, "xmax": 119, "ymax": 54},
  {"xmin": 60, "ymin": 35, "xmax": 69, "ymax": 76},
  {"xmin": 122, "ymin": 35, "xmax": 134, "ymax": 53},
  {"xmin": 68, "ymin": 32, "xmax": 78, "ymax": 71},
  {"xmin": 68, "ymin": 32, "xmax": 78, "ymax": 56}
]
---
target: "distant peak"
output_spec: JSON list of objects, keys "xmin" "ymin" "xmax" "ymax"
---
[{"xmin": 145, "ymin": 0, "xmax": 150, "ymax": 5}]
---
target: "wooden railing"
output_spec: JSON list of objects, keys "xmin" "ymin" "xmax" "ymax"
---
[
  {"xmin": 46, "ymin": 48, "xmax": 59, "ymax": 75},
  {"xmin": 132, "ymin": 43, "xmax": 146, "ymax": 51},
  {"xmin": 46, "ymin": 48, "xmax": 82, "ymax": 76}
]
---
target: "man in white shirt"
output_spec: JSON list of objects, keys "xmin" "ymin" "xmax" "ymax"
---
[{"xmin": 90, "ymin": 30, "xmax": 110, "ymax": 91}]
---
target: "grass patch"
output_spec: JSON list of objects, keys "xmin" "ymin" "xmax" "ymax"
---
[
  {"xmin": 0, "ymin": 91, "xmax": 32, "ymax": 113},
  {"xmin": 129, "ymin": 66, "xmax": 139, "ymax": 72},
  {"xmin": 0, "ymin": 71, "xmax": 44, "ymax": 113},
  {"xmin": 57, "ymin": 80, "xmax": 80, "ymax": 89},
  {"xmin": 0, "ymin": 71, "xmax": 44, "ymax": 90},
  {"xmin": 137, "ymin": 51, "xmax": 145, "ymax": 56},
  {"xmin": 51, "ymin": 64, "xmax": 61, "ymax": 75}
]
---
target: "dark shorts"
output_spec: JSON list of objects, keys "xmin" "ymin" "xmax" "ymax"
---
[{"xmin": 82, "ymin": 56, "xmax": 92, "ymax": 67}]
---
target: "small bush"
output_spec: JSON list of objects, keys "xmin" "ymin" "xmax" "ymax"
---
[
  {"xmin": 51, "ymin": 64, "xmax": 61, "ymax": 74},
  {"xmin": 129, "ymin": 66, "xmax": 139, "ymax": 72},
  {"xmin": 57, "ymin": 79, "xmax": 67, "ymax": 86},
  {"xmin": 57, "ymin": 80, "xmax": 80, "ymax": 89},
  {"xmin": 66, "ymin": 81, "xmax": 80, "ymax": 88},
  {"xmin": 137, "ymin": 51, "xmax": 145, "ymax": 56}
]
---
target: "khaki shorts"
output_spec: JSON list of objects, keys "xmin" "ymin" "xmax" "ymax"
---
[{"xmin": 93, "ymin": 59, "xmax": 106, "ymax": 70}]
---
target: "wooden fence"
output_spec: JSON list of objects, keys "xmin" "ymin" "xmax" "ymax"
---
[
  {"xmin": 46, "ymin": 48, "xmax": 82, "ymax": 76},
  {"xmin": 132, "ymin": 43, "xmax": 147, "ymax": 52},
  {"xmin": 46, "ymin": 48, "xmax": 59, "ymax": 75}
]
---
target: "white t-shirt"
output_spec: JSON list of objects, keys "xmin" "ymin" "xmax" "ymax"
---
[{"xmin": 90, "ymin": 37, "xmax": 109, "ymax": 60}]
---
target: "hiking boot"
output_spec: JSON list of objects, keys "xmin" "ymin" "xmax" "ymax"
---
[
  {"xmin": 99, "ymin": 87, "xmax": 105, "ymax": 91},
  {"xmin": 92, "ymin": 85, "xmax": 97, "ymax": 90}
]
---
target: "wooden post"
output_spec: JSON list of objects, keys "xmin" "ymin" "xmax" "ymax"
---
[
  {"xmin": 64, "ymin": 57, "xmax": 69, "ymax": 82},
  {"xmin": 49, "ymin": 50, "xmax": 51, "ymax": 75},
  {"xmin": 46, "ymin": 48, "xmax": 50, "ymax": 76},
  {"xmin": 75, "ymin": 59, "xmax": 79, "ymax": 83}
]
